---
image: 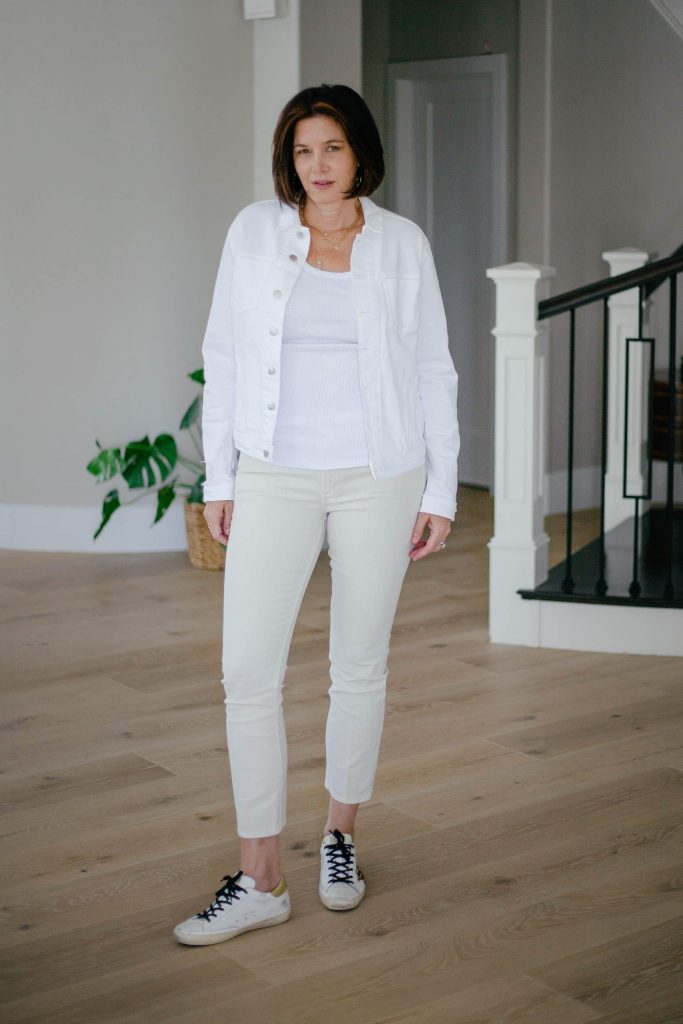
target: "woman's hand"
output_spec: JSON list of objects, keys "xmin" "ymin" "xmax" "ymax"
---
[
  {"xmin": 409, "ymin": 511, "xmax": 451, "ymax": 561},
  {"xmin": 203, "ymin": 500, "xmax": 234, "ymax": 545}
]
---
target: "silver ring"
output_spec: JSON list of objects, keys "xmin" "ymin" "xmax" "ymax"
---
[{"xmin": 439, "ymin": 541, "xmax": 447, "ymax": 549}]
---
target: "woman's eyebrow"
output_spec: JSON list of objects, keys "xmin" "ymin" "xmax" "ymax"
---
[{"xmin": 294, "ymin": 139, "xmax": 345, "ymax": 146}]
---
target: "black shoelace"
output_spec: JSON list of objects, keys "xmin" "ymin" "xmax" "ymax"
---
[
  {"xmin": 324, "ymin": 828, "xmax": 358, "ymax": 884},
  {"xmin": 196, "ymin": 870, "xmax": 248, "ymax": 921}
]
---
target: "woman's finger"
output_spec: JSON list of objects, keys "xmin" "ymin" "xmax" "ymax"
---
[{"xmin": 409, "ymin": 524, "xmax": 450, "ymax": 561}]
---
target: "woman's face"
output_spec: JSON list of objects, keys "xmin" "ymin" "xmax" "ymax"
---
[{"xmin": 292, "ymin": 115, "xmax": 358, "ymax": 204}]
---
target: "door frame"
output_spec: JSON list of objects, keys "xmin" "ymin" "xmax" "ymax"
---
[{"xmin": 384, "ymin": 54, "xmax": 510, "ymax": 493}]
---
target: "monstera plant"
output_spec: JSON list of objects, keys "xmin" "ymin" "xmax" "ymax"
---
[{"xmin": 87, "ymin": 368, "xmax": 207, "ymax": 540}]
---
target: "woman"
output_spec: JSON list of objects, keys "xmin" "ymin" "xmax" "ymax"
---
[{"xmin": 174, "ymin": 84, "xmax": 459, "ymax": 946}]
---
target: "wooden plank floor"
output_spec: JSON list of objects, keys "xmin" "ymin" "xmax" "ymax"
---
[{"xmin": 1, "ymin": 487, "xmax": 681, "ymax": 1024}]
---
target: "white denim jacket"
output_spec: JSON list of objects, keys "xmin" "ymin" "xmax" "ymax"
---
[{"xmin": 201, "ymin": 194, "xmax": 460, "ymax": 519}]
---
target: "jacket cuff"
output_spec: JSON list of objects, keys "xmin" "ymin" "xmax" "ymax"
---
[
  {"xmin": 202, "ymin": 479, "xmax": 235, "ymax": 503},
  {"xmin": 418, "ymin": 494, "xmax": 457, "ymax": 520}
]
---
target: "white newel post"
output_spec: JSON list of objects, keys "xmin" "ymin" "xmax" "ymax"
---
[
  {"xmin": 601, "ymin": 248, "xmax": 651, "ymax": 531},
  {"xmin": 486, "ymin": 262, "xmax": 555, "ymax": 646}
]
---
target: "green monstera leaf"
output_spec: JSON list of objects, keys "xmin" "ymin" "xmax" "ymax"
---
[
  {"xmin": 121, "ymin": 434, "xmax": 177, "ymax": 489},
  {"xmin": 179, "ymin": 395, "xmax": 200, "ymax": 431},
  {"xmin": 87, "ymin": 440, "xmax": 124, "ymax": 482},
  {"xmin": 94, "ymin": 488, "xmax": 120, "ymax": 540},
  {"xmin": 88, "ymin": 367, "xmax": 208, "ymax": 540},
  {"xmin": 153, "ymin": 481, "xmax": 177, "ymax": 524}
]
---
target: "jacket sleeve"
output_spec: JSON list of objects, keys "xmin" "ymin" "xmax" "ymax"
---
[
  {"xmin": 416, "ymin": 233, "xmax": 461, "ymax": 520},
  {"xmin": 200, "ymin": 224, "xmax": 240, "ymax": 502}
]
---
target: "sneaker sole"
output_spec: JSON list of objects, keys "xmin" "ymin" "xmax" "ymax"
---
[
  {"xmin": 173, "ymin": 905, "xmax": 291, "ymax": 945},
  {"xmin": 318, "ymin": 886, "xmax": 365, "ymax": 911}
]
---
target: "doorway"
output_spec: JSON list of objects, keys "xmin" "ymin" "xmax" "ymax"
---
[{"xmin": 385, "ymin": 55, "xmax": 510, "ymax": 489}]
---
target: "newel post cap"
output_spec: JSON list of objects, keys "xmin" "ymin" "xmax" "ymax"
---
[{"xmin": 486, "ymin": 261, "xmax": 556, "ymax": 282}]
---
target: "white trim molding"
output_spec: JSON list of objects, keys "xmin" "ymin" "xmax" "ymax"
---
[
  {"xmin": 0, "ymin": 499, "xmax": 332, "ymax": 555},
  {"xmin": 537, "ymin": 601, "xmax": 683, "ymax": 657},
  {"xmin": 0, "ymin": 500, "xmax": 189, "ymax": 553}
]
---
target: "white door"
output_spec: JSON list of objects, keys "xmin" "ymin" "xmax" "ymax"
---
[{"xmin": 385, "ymin": 55, "xmax": 510, "ymax": 489}]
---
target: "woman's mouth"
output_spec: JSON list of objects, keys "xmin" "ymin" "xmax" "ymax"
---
[{"xmin": 312, "ymin": 181, "xmax": 333, "ymax": 188}]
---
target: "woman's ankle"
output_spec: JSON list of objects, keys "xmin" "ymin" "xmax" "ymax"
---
[
  {"xmin": 247, "ymin": 870, "xmax": 282, "ymax": 893},
  {"xmin": 239, "ymin": 834, "xmax": 281, "ymax": 891}
]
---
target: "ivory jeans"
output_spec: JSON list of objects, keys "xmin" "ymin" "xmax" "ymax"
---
[{"xmin": 220, "ymin": 451, "xmax": 428, "ymax": 838}]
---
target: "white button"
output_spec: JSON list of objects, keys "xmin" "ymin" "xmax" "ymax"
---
[
  {"xmin": 263, "ymin": 449, "xmax": 269, "ymax": 457},
  {"xmin": 269, "ymin": 327, "xmax": 278, "ymax": 335},
  {"xmin": 267, "ymin": 401, "xmax": 276, "ymax": 410},
  {"xmin": 273, "ymin": 289, "xmax": 282, "ymax": 298},
  {"xmin": 289, "ymin": 254, "xmax": 298, "ymax": 261},
  {"xmin": 267, "ymin": 366, "xmax": 276, "ymax": 374},
  {"xmin": 296, "ymin": 230, "xmax": 304, "ymax": 238}
]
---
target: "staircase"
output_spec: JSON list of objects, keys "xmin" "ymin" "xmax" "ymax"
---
[{"xmin": 486, "ymin": 244, "xmax": 682, "ymax": 656}]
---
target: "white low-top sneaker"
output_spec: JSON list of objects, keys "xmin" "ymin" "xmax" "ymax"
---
[
  {"xmin": 173, "ymin": 870, "xmax": 291, "ymax": 945},
  {"xmin": 319, "ymin": 828, "xmax": 366, "ymax": 910}
]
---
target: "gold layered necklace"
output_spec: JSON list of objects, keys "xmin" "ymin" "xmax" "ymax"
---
[{"xmin": 299, "ymin": 197, "xmax": 363, "ymax": 268}]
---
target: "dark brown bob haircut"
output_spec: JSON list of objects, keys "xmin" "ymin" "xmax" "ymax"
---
[{"xmin": 272, "ymin": 83, "xmax": 385, "ymax": 207}]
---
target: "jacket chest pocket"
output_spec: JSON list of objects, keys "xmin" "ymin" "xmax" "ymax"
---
[
  {"xmin": 381, "ymin": 275, "xmax": 421, "ymax": 335},
  {"xmin": 230, "ymin": 255, "xmax": 272, "ymax": 312}
]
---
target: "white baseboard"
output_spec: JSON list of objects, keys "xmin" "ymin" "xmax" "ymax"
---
[
  {"xmin": 0, "ymin": 499, "xmax": 189, "ymax": 553},
  {"xmin": 0, "ymin": 499, "xmax": 332, "ymax": 554},
  {"xmin": 491, "ymin": 595, "xmax": 683, "ymax": 656},
  {"xmin": 538, "ymin": 600, "xmax": 683, "ymax": 656}
]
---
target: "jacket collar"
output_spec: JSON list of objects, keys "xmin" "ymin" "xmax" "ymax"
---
[{"xmin": 277, "ymin": 194, "xmax": 383, "ymax": 232}]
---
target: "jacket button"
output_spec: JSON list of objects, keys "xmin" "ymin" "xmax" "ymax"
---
[
  {"xmin": 273, "ymin": 289, "xmax": 282, "ymax": 298},
  {"xmin": 269, "ymin": 326, "xmax": 278, "ymax": 335},
  {"xmin": 267, "ymin": 401, "xmax": 276, "ymax": 410},
  {"xmin": 263, "ymin": 449, "xmax": 269, "ymax": 457},
  {"xmin": 267, "ymin": 366, "xmax": 276, "ymax": 374},
  {"xmin": 289, "ymin": 254, "xmax": 298, "ymax": 261}
]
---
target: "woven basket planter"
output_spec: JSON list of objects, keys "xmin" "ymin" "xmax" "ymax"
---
[{"xmin": 183, "ymin": 500, "xmax": 226, "ymax": 571}]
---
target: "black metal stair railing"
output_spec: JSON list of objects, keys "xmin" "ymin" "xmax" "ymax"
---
[{"xmin": 518, "ymin": 245, "xmax": 683, "ymax": 609}]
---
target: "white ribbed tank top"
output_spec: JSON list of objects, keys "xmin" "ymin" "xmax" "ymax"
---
[{"xmin": 270, "ymin": 260, "xmax": 370, "ymax": 469}]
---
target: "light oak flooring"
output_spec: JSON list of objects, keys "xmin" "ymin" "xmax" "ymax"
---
[{"xmin": 1, "ymin": 488, "xmax": 682, "ymax": 1024}]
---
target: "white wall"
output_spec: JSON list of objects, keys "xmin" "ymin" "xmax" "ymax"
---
[
  {"xmin": 300, "ymin": 0, "xmax": 362, "ymax": 93},
  {"xmin": 0, "ymin": 0, "xmax": 366, "ymax": 552},
  {"xmin": 530, "ymin": 0, "xmax": 683, "ymax": 479},
  {"xmin": 1, "ymin": 0, "xmax": 253, "ymax": 545}
]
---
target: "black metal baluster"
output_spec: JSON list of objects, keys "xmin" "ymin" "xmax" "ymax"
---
[
  {"xmin": 626, "ymin": 286, "xmax": 646, "ymax": 599},
  {"xmin": 523, "ymin": 245, "xmax": 683, "ymax": 612},
  {"xmin": 596, "ymin": 297, "xmax": 609, "ymax": 596},
  {"xmin": 562, "ymin": 308, "xmax": 576, "ymax": 594},
  {"xmin": 664, "ymin": 273, "xmax": 677, "ymax": 601},
  {"xmin": 629, "ymin": 496, "xmax": 642, "ymax": 598}
]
